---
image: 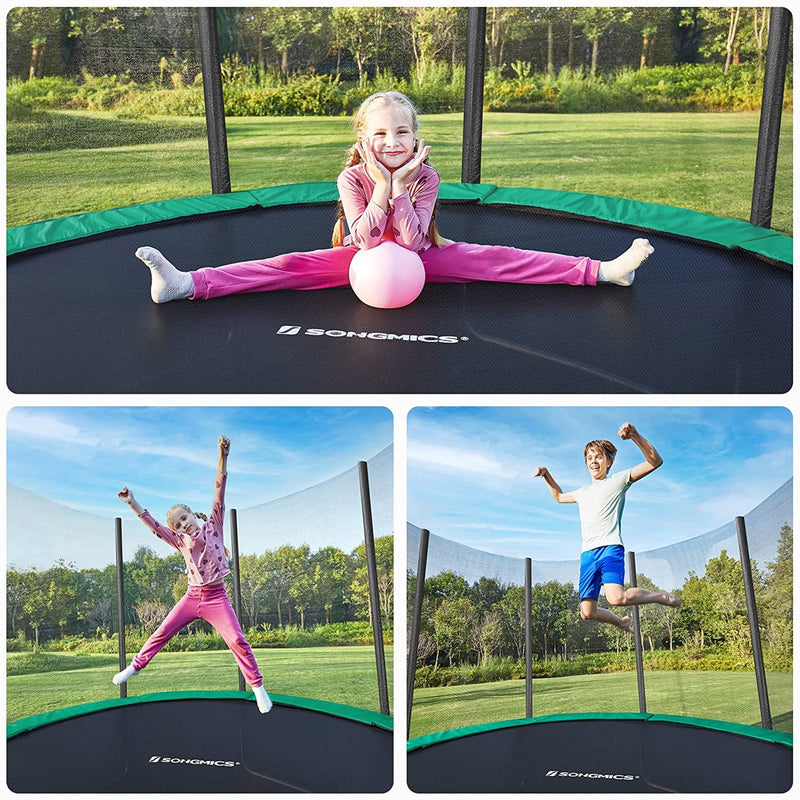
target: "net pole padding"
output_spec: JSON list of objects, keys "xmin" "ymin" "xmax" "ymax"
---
[
  {"xmin": 736, "ymin": 516, "xmax": 773, "ymax": 729},
  {"xmin": 407, "ymin": 528, "xmax": 430, "ymax": 737},
  {"xmin": 524, "ymin": 558, "xmax": 533, "ymax": 718},
  {"xmin": 197, "ymin": 8, "xmax": 231, "ymax": 195},
  {"xmin": 627, "ymin": 551, "xmax": 647, "ymax": 713},
  {"xmin": 750, "ymin": 7, "xmax": 791, "ymax": 229},
  {"xmin": 358, "ymin": 461, "xmax": 390, "ymax": 716},
  {"xmin": 229, "ymin": 508, "xmax": 246, "ymax": 692},
  {"xmin": 114, "ymin": 518, "xmax": 127, "ymax": 700},
  {"xmin": 461, "ymin": 7, "xmax": 486, "ymax": 184}
]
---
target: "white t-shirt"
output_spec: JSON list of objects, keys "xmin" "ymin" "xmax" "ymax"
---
[{"xmin": 571, "ymin": 468, "xmax": 633, "ymax": 552}]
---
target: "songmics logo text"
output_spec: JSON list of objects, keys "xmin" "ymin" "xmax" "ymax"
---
[
  {"xmin": 148, "ymin": 755, "xmax": 239, "ymax": 768},
  {"xmin": 277, "ymin": 325, "xmax": 467, "ymax": 344}
]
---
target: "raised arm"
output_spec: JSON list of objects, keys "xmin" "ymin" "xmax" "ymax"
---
[
  {"xmin": 118, "ymin": 487, "xmax": 145, "ymax": 515},
  {"xmin": 209, "ymin": 435, "xmax": 230, "ymax": 530},
  {"xmin": 118, "ymin": 487, "xmax": 181, "ymax": 548},
  {"xmin": 619, "ymin": 422, "xmax": 663, "ymax": 482},
  {"xmin": 218, "ymin": 434, "xmax": 230, "ymax": 475},
  {"xmin": 533, "ymin": 467, "xmax": 575, "ymax": 503}
]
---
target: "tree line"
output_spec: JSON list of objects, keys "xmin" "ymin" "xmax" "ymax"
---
[
  {"xmin": 409, "ymin": 525, "xmax": 792, "ymax": 670},
  {"xmin": 8, "ymin": 7, "xmax": 777, "ymax": 86},
  {"xmin": 7, "ymin": 537, "xmax": 392, "ymax": 648}
]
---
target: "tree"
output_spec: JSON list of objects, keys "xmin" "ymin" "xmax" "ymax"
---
[
  {"xmin": 7, "ymin": 567, "xmax": 37, "ymax": 638},
  {"xmin": 288, "ymin": 548, "xmax": 316, "ymax": 629},
  {"xmin": 632, "ymin": 574, "xmax": 675, "ymax": 650},
  {"xmin": 485, "ymin": 8, "xmax": 533, "ymax": 70},
  {"xmin": 331, "ymin": 8, "xmax": 391, "ymax": 86},
  {"xmin": 351, "ymin": 536, "xmax": 393, "ymax": 629},
  {"xmin": 256, "ymin": 8, "xmax": 324, "ymax": 78},
  {"xmin": 134, "ymin": 600, "xmax": 171, "ymax": 632},
  {"xmin": 530, "ymin": 581, "xmax": 574, "ymax": 658},
  {"xmin": 262, "ymin": 544, "xmax": 308, "ymax": 627},
  {"xmin": 7, "ymin": 7, "xmax": 64, "ymax": 79},
  {"xmin": 311, "ymin": 546, "xmax": 354, "ymax": 624},
  {"xmin": 761, "ymin": 524, "xmax": 792, "ymax": 654},
  {"xmin": 497, "ymin": 585, "xmax": 526, "ymax": 659},
  {"xmin": 433, "ymin": 596, "xmax": 476, "ymax": 666},
  {"xmin": 576, "ymin": 8, "xmax": 633, "ymax": 75},
  {"xmin": 694, "ymin": 8, "xmax": 744, "ymax": 74},
  {"xmin": 238, "ymin": 553, "xmax": 268, "ymax": 628},
  {"xmin": 23, "ymin": 572, "xmax": 54, "ymax": 649},
  {"xmin": 472, "ymin": 608, "xmax": 504, "ymax": 665},
  {"xmin": 401, "ymin": 7, "xmax": 459, "ymax": 85},
  {"xmin": 471, "ymin": 577, "xmax": 506, "ymax": 615}
]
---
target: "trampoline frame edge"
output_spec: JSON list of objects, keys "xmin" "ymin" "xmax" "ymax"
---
[
  {"xmin": 8, "ymin": 181, "xmax": 792, "ymax": 266},
  {"xmin": 8, "ymin": 690, "xmax": 393, "ymax": 739},
  {"xmin": 407, "ymin": 711, "xmax": 793, "ymax": 751}
]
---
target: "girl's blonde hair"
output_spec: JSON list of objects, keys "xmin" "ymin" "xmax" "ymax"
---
[
  {"xmin": 166, "ymin": 503, "xmax": 207, "ymax": 531},
  {"xmin": 167, "ymin": 503, "xmax": 231, "ymax": 559},
  {"xmin": 332, "ymin": 91, "xmax": 440, "ymax": 247}
]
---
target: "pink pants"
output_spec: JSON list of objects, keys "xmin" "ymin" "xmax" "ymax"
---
[
  {"xmin": 190, "ymin": 242, "xmax": 600, "ymax": 300},
  {"xmin": 131, "ymin": 582, "xmax": 262, "ymax": 688}
]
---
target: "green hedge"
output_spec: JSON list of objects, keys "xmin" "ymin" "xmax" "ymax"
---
[
  {"xmin": 30, "ymin": 621, "xmax": 393, "ymax": 655},
  {"xmin": 8, "ymin": 64, "xmax": 792, "ymax": 118},
  {"xmin": 414, "ymin": 647, "xmax": 791, "ymax": 688}
]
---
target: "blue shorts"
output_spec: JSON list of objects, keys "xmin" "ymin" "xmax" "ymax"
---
[{"xmin": 579, "ymin": 545, "xmax": 625, "ymax": 601}]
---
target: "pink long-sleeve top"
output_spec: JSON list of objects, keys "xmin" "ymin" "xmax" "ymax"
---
[
  {"xmin": 137, "ymin": 471, "xmax": 230, "ymax": 586},
  {"xmin": 336, "ymin": 162, "xmax": 440, "ymax": 252}
]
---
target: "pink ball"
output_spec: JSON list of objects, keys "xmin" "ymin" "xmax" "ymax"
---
[{"xmin": 349, "ymin": 241, "xmax": 426, "ymax": 309}]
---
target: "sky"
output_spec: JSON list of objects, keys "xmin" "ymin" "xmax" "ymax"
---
[
  {"xmin": 407, "ymin": 406, "xmax": 792, "ymax": 561},
  {"xmin": 7, "ymin": 406, "xmax": 393, "ymax": 522}
]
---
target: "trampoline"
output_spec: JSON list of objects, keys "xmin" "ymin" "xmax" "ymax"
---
[
  {"xmin": 407, "ymin": 713, "xmax": 792, "ymax": 793},
  {"xmin": 6, "ymin": 183, "xmax": 792, "ymax": 394},
  {"xmin": 8, "ymin": 691, "xmax": 392, "ymax": 792}
]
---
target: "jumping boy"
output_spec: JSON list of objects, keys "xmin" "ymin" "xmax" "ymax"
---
[{"xmin": 533, "ymin": 422, "xmax": 680, "ymax": 633}]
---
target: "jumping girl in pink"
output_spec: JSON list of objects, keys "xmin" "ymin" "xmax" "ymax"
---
[
  {"xmin": 115, "ymin": 435, "xmax": 272, "ymax": 714},
  {"xmin": 135, "ymin": 90, "xmax": 653, "ymax": 303}
]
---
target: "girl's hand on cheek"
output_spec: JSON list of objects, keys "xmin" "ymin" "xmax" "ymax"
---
[
  {"xmin": 392, "ymin": 139, "xmax": 430, "ymax": 192},
  {"xmin": 357, "ymin": 138, "xmax": 390, "ymax": 185}
]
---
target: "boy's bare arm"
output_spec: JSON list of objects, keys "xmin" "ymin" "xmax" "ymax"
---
[
  {"xmin": 533, "ymin": 467, "xmax": 575, "ymax": 503},
  {"xmin": 619, "ymin": 422, "xmax": 663, "ymax": 482}
]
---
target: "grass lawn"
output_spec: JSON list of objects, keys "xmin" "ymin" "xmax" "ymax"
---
[
  {"xmin": 6, "ymin": 644, "xmax": 393, "ymax": 724},
  {"xmin": 410, "ymin": 670, "xmax": 792, "ymax": 738},
  {"xmin": 7, "ymin": 110, "xmax": 792, "ymax": 234}
]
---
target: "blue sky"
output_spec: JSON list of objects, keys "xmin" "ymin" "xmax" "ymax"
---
[
  {"xmin": 8, "ymin": 406, "xmax": 392, "ymax": 521},
  {"xmin": 407, "ymin": 406, "xmax": 792, "ymax": 560}
]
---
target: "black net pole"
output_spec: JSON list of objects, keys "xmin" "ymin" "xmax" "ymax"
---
[
  {"xmin": 197, "ymin": 8, "xmax": 231, "ymax": 194},
  {"xmin": 114, "ymin": 518, "xmax": 127, "ymax": 699},
  {"xmin": 524, "ymin": 557, "xmax": 533, "ymax": 717},
  {"xmin": 750, "ymin": 7, "xmax": 791, "ymax": 228},
  {"xmin": 358, "ymin": 461, "xmax": 390, "ymax": 715},
  {"xmin": 229, "ymin": 508, "xmax": 246, "ymax": 691},
  {"xmin": 407, "ymin": 528, "xmax": 430, "ymax": 737},
  {"xmin": 736, "ymin": 516, "xmax": 772, "ymax": 729},
  {"xmin": 627, "ymin": 551, "xmax": 647, "ymax": 713},
  {"xmin": 461, "ymin": 7, "xmax": 486, "ymax": 184}
]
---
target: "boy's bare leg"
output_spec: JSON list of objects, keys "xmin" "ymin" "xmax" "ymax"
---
[
  {"xmin": 605, "ymin": 584, "xmax": 681, "ymax": 608},
  {"xmin": 580, "ymin": 599, "xmax": 633, "ymax": 633}
]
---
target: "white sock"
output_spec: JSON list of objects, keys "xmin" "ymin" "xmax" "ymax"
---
[
  {"xmin": 135, "ymin": 246, "xmax": 194, "ymax": 303},
  {"xmin": 252, "ymin": 685, "xmax": 273, "ymax": 714},
  {"xmin": 598, "ymin": 238, "xmax": 654, "ymax": 286},
  {"xmin": 112, "ymin": 664, "xmax": 140, "ymax": 685}
]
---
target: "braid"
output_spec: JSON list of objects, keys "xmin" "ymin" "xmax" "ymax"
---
[{"xmin": 195, "ymin": 511, "xmax": 208, "ymax": 522}]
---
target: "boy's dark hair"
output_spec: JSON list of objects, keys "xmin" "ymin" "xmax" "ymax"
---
[{"xmin": 584, "ymin": 439, "xmax": 617, "ymax": 465}]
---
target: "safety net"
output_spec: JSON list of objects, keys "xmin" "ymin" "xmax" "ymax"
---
[
  {"xmin": 7, "ymin": 445, "xmax": 393, "ymax": 724},
  {"xmin": 408, "ymin": 479, "xmax": 792, "ymax": 739}
]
